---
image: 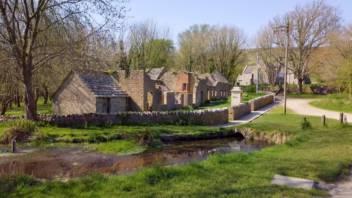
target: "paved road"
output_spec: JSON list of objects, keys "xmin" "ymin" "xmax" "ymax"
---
[
  {"xmin": 286, "ymin": 98, "xmax": 352, "ymax": 123},
  {"xmin": 219, "ymin": 101, "xmax": 280, "ymax": 128}
]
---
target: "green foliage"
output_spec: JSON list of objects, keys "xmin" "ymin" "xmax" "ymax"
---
[
  {"xmin": 301, "ymin": 117, "xmax": 312, "ymax": 130},
  {"xmin": 242, "ymin": 85, "xmax": 256, "ymax": 93},
  {"xmin": 0, "ymin": 119, "xmax": 37, "ymax": 144},
  {"xmin": 143, "ymin": 166, "xmax": 180, "ymax": 185}
]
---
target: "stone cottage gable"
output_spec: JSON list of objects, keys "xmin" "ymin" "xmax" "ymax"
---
[
  {"xmin": 211, "ymin": 70, "xmax": 229, "ymax": 84},
  {"xmin": 146, "ymin": 67, "xmax": 167, "ymax": 80},
  {"xmin": 53, "ymin": 70, "xmax": 128, "ymax": 115},
  {"xmin": 76, "ymin": 70, "xmax": 128, "ymax": 97}
]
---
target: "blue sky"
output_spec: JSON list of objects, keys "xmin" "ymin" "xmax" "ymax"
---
[{"xmin": 125, "ymin": 0, "xmax": 352, "ymax": 47}]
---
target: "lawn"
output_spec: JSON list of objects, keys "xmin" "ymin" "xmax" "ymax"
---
[
  {"xmin": 198, "ymin": 92, "xmax": 265, "ymax": 109},
  {"xmin": 310, "ymin": 94, "xmax": 352, "ymax": 113},
  {"xmin": 4, "ymin": 98, "xmax": 52, "ymax": 116},
  {"xmin": 2, "ymin": 107, "xmax": 352, "ymax": 197}
]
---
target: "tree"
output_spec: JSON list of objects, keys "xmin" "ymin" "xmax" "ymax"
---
[
  {"xmin": 258, "ymin": 0, "xmax": 340, "ymax": 93},
  {"xmin": 177, "ymin": 24, "xmax": 246, "ymax": 82},
  {"xmin": 256, "ymin": 26, "xmax": 285, "ymax": 84},
  {"xmin": 0, "ymin": 0, "xmax": 126, "ymax": 120},
  {"xmin": 127, "ymin": 21, "xmax": 173, "ymax": 70}
]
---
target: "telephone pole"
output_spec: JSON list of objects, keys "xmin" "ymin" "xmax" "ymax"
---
[{"xmin": 274, "ymin": 19, "xmax": 290, "ymax": 115}]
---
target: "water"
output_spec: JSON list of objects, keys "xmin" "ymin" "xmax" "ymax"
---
[{"xmin": 0, "ymin": 138, "xmax": 269, "ymax": 180}]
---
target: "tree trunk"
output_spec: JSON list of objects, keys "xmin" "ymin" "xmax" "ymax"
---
[
  {"xmin": 23, "ymin": 65, "xmax": 37, "ymax": 120},
  {"xmin": 43, "ymin": 86, "xmax": 49, "ymax": 105},
  {"xmin": 15, "ymin": 90, "xmax": 21, "ymax": 107},
  {"xmin": 298, "ymin": 78, "xmax": 303, "ymax": 94}
]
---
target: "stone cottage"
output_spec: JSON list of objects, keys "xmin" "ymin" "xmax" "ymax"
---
[
  {"xmin": 158, "ymin": 70, "xmax": 194, "ymax": 107},
  {"xmin": 53, "ymin": 70, "xmax": 128, "ymax": 115},
  {"xmin": 198, "ymin": 71, "xmax": 231, "ymax": 101}
]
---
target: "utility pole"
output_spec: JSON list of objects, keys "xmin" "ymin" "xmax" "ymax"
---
[
  {"xmin": 274, "ymin": 18, "xmax": 290, "ymax": 115},
  {"xmin": 256, "ymin": 52, "xmax": 259, "ymax": 93},
  {"xmin": 283, "ymin": 20, "xmax": 290, "ymax": 115}
]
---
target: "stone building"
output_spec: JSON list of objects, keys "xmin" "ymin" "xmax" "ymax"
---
[
  {"xmin": 159, "ymin": 70, "xmax": 194, "ymax": 107},
  {"xmin": 198, "ymin": 71, "xmax": 231, "ymax": 101},
  {"xmin": 53, "ymin": 70, "xmax": 128, "ymax": 115},
  {"xmin": 116, "ymin": 70, "xmax": 162, "ymax": 111}
]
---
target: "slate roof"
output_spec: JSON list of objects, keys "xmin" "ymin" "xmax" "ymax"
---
[
  {"xmin": 211, "ymin": 71, "xmax": 229, "ymax": 83},
  {"xmin": 198, "ymin": 73, "xmax": 217, "ymax": 87},
  {"xmin": 75, "ymin": 70, "xmax": 128, "ymax": 97},
  {"xmin": 147, "ymin": 67, "xmax": 166, "ymax": 80},
  {"xmin": 243, "ymin": 65, "xmax": 257, "ymax": 74}
]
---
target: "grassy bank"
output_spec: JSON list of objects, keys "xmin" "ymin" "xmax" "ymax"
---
[
  {"xmin": 310, "ymin": 94, "xmax": 352, "ymax": 113},
  {"xmin": 2, "ymin": 107, "xmax": 352, "ymax": 197},
  {"xmin": 198, "ymin": 92, "xmax": 265, "ymax": 109}
]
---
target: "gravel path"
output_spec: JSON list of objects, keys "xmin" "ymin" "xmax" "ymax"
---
[
  {"xmin": 286, "ymin": 99, "xmax": 352, "ymax": 123},
  {"xmin": 286, "ymin": 98, "xmax": 352, "ymax": 197}
]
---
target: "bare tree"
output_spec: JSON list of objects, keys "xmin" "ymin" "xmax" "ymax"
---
[
  {"xmin": 127, "ymin": 21, "xmax": 172, "ymax": 70},
  {"xmin": 0, "ymin": 0, "xmax": 126, "ymax": 120},
  {"xmin": 258, "ymin": 1, "xmax": 340, "ymax": 93},
  {"xmin": 178, "ymin": 24, "xmax": 246, "ymax": 82}
]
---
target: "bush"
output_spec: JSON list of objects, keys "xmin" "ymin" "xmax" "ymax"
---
[
  {"xmin": 242, "ymin": 85, "xmax": 256, "ymax": 93},
  {"xmin": 0, "ymin": 119, "xmax": 38, "ymax": 144},
  {"xmin": 301, "ymin": 117, "xmax": 312, "ymax": 130}
]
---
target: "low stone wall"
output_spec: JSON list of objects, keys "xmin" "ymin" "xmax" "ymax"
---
[
  {"xmin": 229, "ymin": 103, "xmax": 251, "ymax": 120},
  {"xmin": 50, "ymin": 108, "xmax": 229, "ymax": 127},
  {"xmin": 249, "ymin": 94, "xmax": 275, "ymax": 111}
]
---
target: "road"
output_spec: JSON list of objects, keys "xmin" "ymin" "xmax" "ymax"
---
[{"xmin": 286, "ymin": 98, "xmax": 352, "ymax": 123}]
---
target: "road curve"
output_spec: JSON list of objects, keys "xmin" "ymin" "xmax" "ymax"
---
[{"xmin": 285, "ymin": 98, "xmax": 352, "ymax": 123}]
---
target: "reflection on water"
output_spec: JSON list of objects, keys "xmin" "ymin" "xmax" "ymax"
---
[{"xmin": 0, "ymin": 138, "xmax": 269, "ymax": 179}]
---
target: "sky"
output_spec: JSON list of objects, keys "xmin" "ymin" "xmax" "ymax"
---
[{"xmin": 125, "ymin": 0, "xmax": 352, "ymax": 47}]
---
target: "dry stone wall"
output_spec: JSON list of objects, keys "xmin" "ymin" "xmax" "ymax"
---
[
  {"xmin": 50, "ymin": 108, "xmax": 229, "ymax": 127},
  {"xmin": 230, "ymin": 103, "xmax": 251, "ymax": 120},
  {"xmin": 249, "ymin": 94, "xmax": 275, "ymax": 111}
]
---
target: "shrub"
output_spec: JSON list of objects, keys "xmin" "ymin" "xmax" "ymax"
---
[
  {"xmin": 136, "ymin": 128, "xmax": 155, "ymax": 146},
  {"xmin": 242, "ymin": 85, "xmax": 256, "ymax": 93},
  {"xmin": 0, "ymin": 119, "xmax": 38, "ymax": 144},
  {"xmin": 301, "ymin": 117, "xmax": 312, "ymax": 130}
]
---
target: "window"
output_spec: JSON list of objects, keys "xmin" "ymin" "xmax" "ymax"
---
[{"xmin": 182, "ymin": 83, "xmax": 187, "ymax": 91}]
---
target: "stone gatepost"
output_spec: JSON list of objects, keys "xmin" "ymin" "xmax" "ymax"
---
[
  {"xmin": 229, "ymin": 86, "xmax": 243, "ymax": 121},
  {"xmin": 231, "ymin": 86, "xmax": 243, "ymax": 106}
]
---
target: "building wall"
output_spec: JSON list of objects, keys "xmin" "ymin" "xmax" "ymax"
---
[
  {"xmin": 161, "ymin": 71, "xmax": 192, "ymax": 93},
  {"xmin": 53, "ymin": 73, "xmax": 96, "ymax": 115},
  {"xmin": 193, "ymin": 78, "xmax": 208, "ymax": 106},
  {"xmin": 116, "ymin": 70, "xmax": 146, "ymax": 111},
  {"xmin": 95, "ymin": 97, "xmax": 127, "ymax": 114},
  {"xmin": 116, "ymin": 70, "xmax": 164, "ymax": 111}
]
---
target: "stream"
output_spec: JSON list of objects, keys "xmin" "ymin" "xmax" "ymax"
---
[{"xmin": 0, "ymin": 137, "xmax": 270, "ymax": 180}]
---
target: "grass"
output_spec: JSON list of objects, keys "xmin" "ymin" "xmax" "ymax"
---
[
  {"xmin": 310, "ymin": 94, "xmax": 352, "ymax": 113},
  {"xmin": 84, "ymin": 140, "xmax": 145, "ymax": 155},
  {"xmin": 198, "ymin": 92, "xmax": 265, "ymax": 109},
  {"xmin": 2, "ymin": 107, "xmax": 352, "ymax": 197},
  {"xmin": 4, "ymin": 98, "xmax": 52, "ymax": 116}
]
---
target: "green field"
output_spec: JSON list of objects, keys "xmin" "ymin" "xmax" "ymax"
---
[
  {"xmin": 2, "ymin": 107, "xmax": 352, "ymax": 197},
  {"xmin": 310, "ymin": 94, "xmax": 352, "ymax": 113}
]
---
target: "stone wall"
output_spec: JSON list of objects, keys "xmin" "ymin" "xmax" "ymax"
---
[
  {"xmin": 249, "ymin": 94, "xmax": 275, "ymax": 111},
  {"xmin": 229, "ymin": 103, "xmax": 251, "ymax": 120},
  {"xmin": 50, "ymin": 108, "xmax": 229, "ymax": 127}
]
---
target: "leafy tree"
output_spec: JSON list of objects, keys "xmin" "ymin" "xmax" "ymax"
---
[{"xmin": 0, "ymin": 0, "xmax": 126, "ymax": 120}]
